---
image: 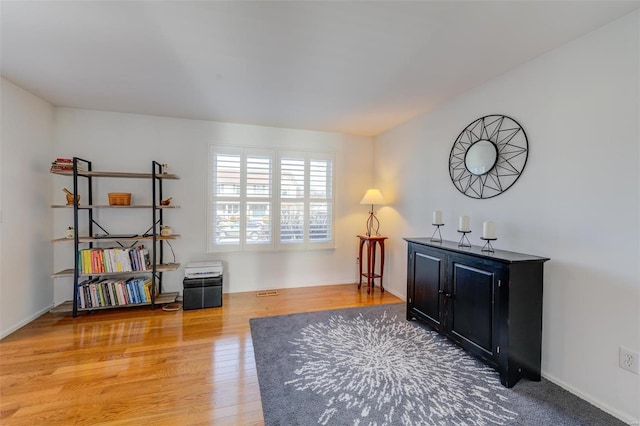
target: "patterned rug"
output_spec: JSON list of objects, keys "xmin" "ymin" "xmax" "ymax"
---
[{"xmin": 250, "ymin": 303, "xmax": 624, "ymax": 425}]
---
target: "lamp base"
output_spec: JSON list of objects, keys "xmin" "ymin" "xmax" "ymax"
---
[{"xmin": 365, "ymin": 209, "xmax": 380, "ymax": 236}]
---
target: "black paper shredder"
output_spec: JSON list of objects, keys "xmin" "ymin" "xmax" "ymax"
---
[{"xmin": 183, "ymin": 276, "xmax": 222, "ymax": 310}]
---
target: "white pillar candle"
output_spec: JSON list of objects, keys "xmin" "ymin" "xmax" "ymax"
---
[
  {"xmin": 483, "ymin": 221, "xmax": 495, "ymax": 239},
  {"xmin": 459, "ymin": 215, "xmax": 470, "ymax": 232},
  {"xmin": 433, "ymin": 210, "xmax": 442, "ymax": 225}
]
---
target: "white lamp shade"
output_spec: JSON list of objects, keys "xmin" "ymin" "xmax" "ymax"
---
[{"xmin": 360, "ymin": 189, "xmax": 385, "ymax": 205}]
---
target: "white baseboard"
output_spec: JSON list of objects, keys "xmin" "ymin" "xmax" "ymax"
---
[
  {"xmin": 0, "ymin": 304, "xmax": 53, "ymax": 340},
  {"xmin": 542, "ymin": 371, "xmax": 639, "ymax": 425},
  {"xmin": 223, "ymin": 279, "xmax": 361, "ymax": 294},
  {"xmin": 383, "ymin": 287, "xmax": 404, "ymax": 300}
]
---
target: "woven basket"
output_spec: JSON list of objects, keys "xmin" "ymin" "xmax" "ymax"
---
[{"xmin": 108, "ymin": 192, "xmax": 131, "ymax": 206}]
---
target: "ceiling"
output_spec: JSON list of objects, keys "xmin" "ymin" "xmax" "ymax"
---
[{"xmin": 1, "ymin": 1, "xmax": 638, "ymax": 136}]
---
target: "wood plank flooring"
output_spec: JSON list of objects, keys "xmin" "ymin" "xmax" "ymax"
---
[{"xmin": 0, "ymin": 284, "xmax": 401, "ymax": 425}]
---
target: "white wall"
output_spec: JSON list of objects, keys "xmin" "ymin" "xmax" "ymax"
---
[
  {"xmin": 52, "ymin": 109, "xmax": 373, "ymax": 304},
  {"xmin": 374, "ymin": 11, "xmax": 640, "ymax": 423},
  {"xmin": 0, "ymin": 78, "xmax": 54, "ymax": 338}
]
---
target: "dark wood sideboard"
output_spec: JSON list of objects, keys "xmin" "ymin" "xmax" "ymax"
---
[{"xmin": 404, "ymin": 238, "xmax": 549, "ymax": 387}]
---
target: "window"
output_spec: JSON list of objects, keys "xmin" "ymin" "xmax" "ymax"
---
[{"xmin": 209, "ymin": 146, "xmax": 334, "ymax": 252}]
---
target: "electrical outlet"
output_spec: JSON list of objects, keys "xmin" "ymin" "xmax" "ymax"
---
[
  {"xmin": 356, "ymin": 257, "xmax": 360, "ymax": 264},
  {"xmin": 619, "ymin": 347, "xmax": 639, "ymax": 374}
]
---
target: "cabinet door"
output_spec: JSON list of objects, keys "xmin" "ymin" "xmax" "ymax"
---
[
  {"xmin": 407, "ymin": 244, "xmax": 445, "ymax": 330},
  {"xmin": 447, "ymin": 257, "xmax": 502, "ymax": 362}
]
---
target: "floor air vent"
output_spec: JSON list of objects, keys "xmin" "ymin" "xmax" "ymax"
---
[{"xmin": 256, "ymin": 290, "xmax": 279, "ymax": 297}]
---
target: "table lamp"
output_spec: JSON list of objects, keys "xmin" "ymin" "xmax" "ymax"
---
[{"xmin": 360, "ymin": 189, "xmax": 385, "ymax": 236}]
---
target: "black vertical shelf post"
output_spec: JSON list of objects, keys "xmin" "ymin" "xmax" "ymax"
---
[
  {"xmin": 72, "ymin": 158, "xmax": 79, "ymax": 318},
  {"xmin": 151, "ymin": 160, "xmax": 164, "ymax": 309},
  {"xmin": 71, "ymin": 156, "xmax": 92, "ymax": 318}
]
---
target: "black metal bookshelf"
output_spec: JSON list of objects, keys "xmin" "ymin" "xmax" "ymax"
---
[{"xmin": 51, "ymin": 157, "xmax": 180, "ymax": 317}]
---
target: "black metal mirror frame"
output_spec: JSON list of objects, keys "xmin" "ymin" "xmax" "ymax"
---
[{"xmin": 449, "ymin": 114, "xmax": 528, "ymax": 199}]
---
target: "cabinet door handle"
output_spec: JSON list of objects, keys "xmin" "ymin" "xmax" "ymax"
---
[{"xmin": 438, "ymin": 290, "xmax": 454, "ymax": 298}]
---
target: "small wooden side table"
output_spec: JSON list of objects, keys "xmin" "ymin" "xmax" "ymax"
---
[{"xmin": 357, "ymin": 235, "xmax": 387, "ymax": 294}]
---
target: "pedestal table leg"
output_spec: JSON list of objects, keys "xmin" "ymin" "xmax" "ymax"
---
[
  {"xmin": 358, "ymin": 238, "xmax": 365, "ymax": 289},
  {"xmin": 368, "ymin": 240, "xmax": 377, "ymax": 294},
  {"xmin": 379, "ymin": 240, "xmax": 385, "ymax": 292}
]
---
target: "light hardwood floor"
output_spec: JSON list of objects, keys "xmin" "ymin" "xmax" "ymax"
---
[{"xmin": 0, "ymin": 284, "xmax": 401, "ymax": 425}]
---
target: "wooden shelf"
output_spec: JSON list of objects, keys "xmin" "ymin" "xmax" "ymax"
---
[
  {"xmin": 52, "ymin": 234, "xmax": 181, "ymax": 243},
  {"xmin": 49, "ymin": 292, "xmax": 179, "ymax": 313},
  {"xmin": 51, "ymin": 205, "xmax": 180, "ymax": 209},
  {"xmin": 51, "ymin": 170, "xmax": 179, "ymax": 179},
  {"xmin": 52, "ymin": 263, "xmax": 180, "ymax": 278}
]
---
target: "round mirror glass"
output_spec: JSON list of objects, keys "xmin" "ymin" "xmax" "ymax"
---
[{"xmin": 465, "ymin": 140, "xmax": 497, "ymax": 175}]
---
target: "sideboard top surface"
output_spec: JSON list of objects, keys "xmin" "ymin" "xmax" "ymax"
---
[{"xmin": 404, "ymin": 238, "xmax": 549, "ymax": 264}]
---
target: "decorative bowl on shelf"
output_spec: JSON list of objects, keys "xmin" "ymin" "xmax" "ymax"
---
[
  {"xmin": 63, "ymin": 188, "xmax": 79, "ymax": 205},
  {"xmin": 108, "ymin": 192, "xmax": 131, "ymax": 206},
  {"xmin": 160, "ymin": 197, "xmax": 173, "ymax": 206}
]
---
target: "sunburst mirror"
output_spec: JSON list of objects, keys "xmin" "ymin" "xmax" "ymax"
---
[{"xmin": 449, "ymin": 115, "xmax": 528, "ymax": 199}]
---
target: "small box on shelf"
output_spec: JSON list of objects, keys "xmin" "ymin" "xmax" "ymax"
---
[{"xmin": 108, "ymin": 192, "xmax": 131, "ymax": 206}]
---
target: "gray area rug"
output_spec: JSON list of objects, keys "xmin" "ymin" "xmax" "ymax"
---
[{"xmin": 250, "ymin": 303, "xmax": 624, "ymax": 426}]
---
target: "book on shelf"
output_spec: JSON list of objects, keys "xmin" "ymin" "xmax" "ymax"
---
[
  {"xmin": 77, "ymin": 246, "xmax": 151, "ymax": 274},
  {"xmin": 77, "ymin": 277, "xmax": 154, "ymax": 309},
  {"xmin": 97, "ymin": 282, "xmax": 107, "ymax": 306},
  {"xmin": 129, "ymin": 278, "xmax": 141, "ymax": 303},
  {"xmin": 124, "ymin": 280, "xmax": 133, "ymax": 304},
  {"xmin": 78, "ymin": 284, "xmax": 87, "ymax": 308},
  {"xmin": 89, "ymin": 282, "xmax": 98, "ymax": 307},
  {"xmin": 115, "ymin": 281, "xmax": 126, "ymax": 305},
  {"xmin": 50, "ymin": 158, "xmax": 87, "ymax": 172}
]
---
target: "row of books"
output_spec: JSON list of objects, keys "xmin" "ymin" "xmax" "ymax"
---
[
  {"xmin": 77, "ymin": 277, "xmax": 154, "ymax": 309},
  {"xmin": 50, "ymin": 157, "xmax": 86, "ymax": 172},
  {"xmin": 79, "ymin": 246, "xmax": 150, "ymax": 274}
]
